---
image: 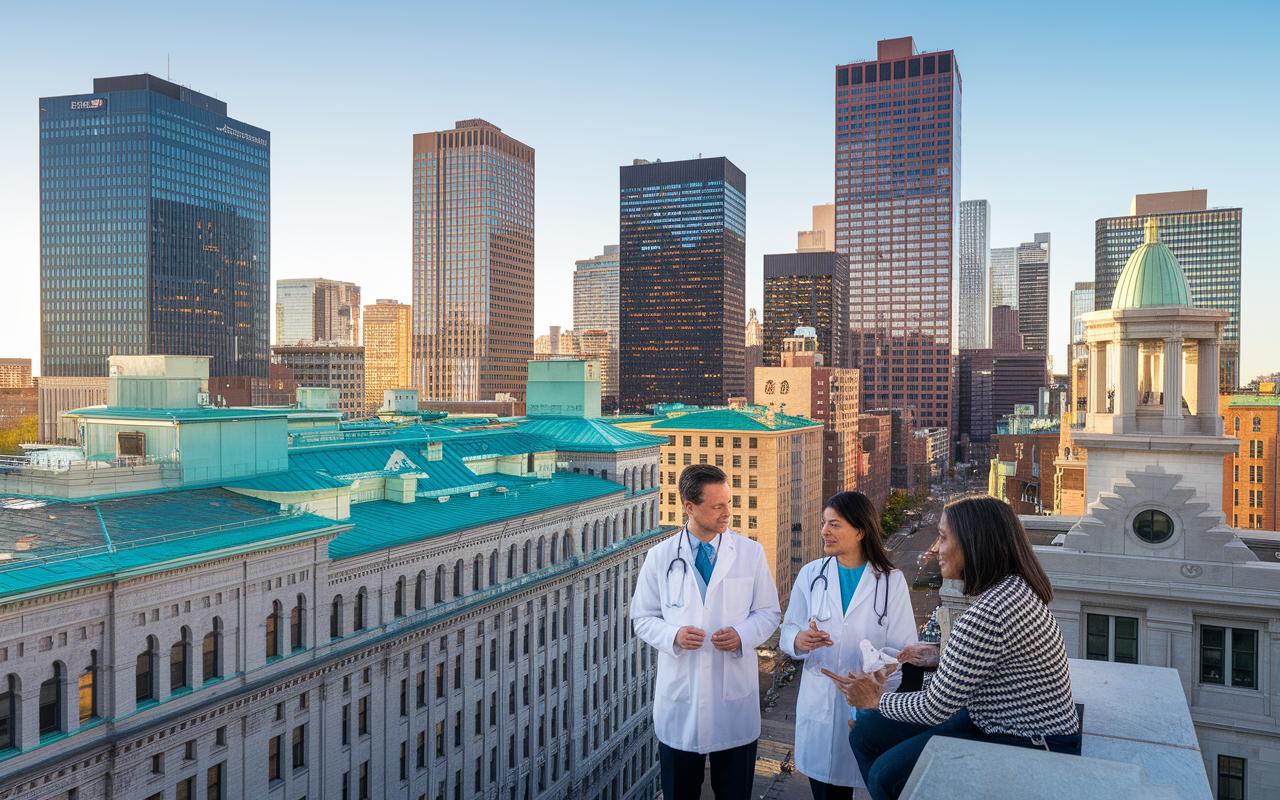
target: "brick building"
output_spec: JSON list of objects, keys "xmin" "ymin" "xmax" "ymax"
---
[{"xmin": 1221, "ymin": 393, "xmax": 1278, "ymax": 530}]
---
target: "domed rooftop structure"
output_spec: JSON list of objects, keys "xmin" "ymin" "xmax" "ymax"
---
[{"xmin": 1110, "ymin": 218, "xmax": 1193, "ymax": 309}]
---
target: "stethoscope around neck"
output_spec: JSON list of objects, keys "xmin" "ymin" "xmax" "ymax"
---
[
  {"xmin": 808, "ymin": 556, "xmax": 888, "ymax": 626},
  {"xmin": 664, "ymin": 525, "xmax": 721, "ymax": 609}
]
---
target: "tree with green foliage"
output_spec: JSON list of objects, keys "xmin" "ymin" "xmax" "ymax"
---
[{"xmin": 0, "ymin": 416, "xmax": 37, "ymax": 456}]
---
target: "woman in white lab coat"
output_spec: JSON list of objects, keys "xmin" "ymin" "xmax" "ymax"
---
[{"xmin": 780, "ymin": 491, "xmax": 918, "ymax": 800}]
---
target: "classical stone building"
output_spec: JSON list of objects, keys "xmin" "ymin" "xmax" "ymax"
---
[
  {"xmin": 1024, "ymin": 220, "xmax": 1280, "ymax": 799},
  {"xmin": 0, "ymin": 357, "xmax": 667, "ymax": 800}
]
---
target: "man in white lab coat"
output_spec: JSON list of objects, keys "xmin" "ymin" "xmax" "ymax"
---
[{"xmin": 631, "ymin": 464, "xmax": 782, "ymax": 800}]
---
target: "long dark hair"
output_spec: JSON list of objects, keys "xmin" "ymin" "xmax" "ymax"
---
[
  {"xmin": 824, "ymin": 491, "xmax": 895, "ymax": 575},
  {"xmin": 943, "ymin": 496, "xmax": 1053, "ymax": 603}
]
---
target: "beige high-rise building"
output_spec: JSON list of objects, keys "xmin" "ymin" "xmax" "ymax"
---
[
  {"xmin": 363, "ymin": 300, "xmax": 412, "ymax": 412},
  {"xmin": 617, "ymin": 408, "xmax": 824, "ymax": 602},
  {"xmin": 797, "ymin": 204, "xmax": 836, "ymax": 252},
  {"xmin": 412, "ymin": 120, "xmax": 534, "ymax": 401},
  {"xmin": 755, "ymin": 331, "xmax": 862, "ymax": 505}
]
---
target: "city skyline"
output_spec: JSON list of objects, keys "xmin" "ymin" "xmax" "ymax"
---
[{"xmin": 1, "ymin": 2, "xmax": 1277, "ymax": 384}]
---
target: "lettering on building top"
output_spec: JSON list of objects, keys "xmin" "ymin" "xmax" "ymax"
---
[
  {"xmin": 216, "ymin": 124, "xmax": 268, "ymax": 148},
  {"xmin": 70, "ymin": 98, "xmax": 107, "ymax": 111}
]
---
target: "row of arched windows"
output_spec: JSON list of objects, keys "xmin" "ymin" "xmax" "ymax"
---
[
  {"xmin": 619, "ymin": 464, "xmax": 658, "ymax": 494},
  {"xmin": 0, "ymin": 617, "xmax": 228, "ymax": 753}
]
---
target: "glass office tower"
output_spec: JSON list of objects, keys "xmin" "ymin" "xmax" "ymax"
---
[
  {"xmin": 835, "ymin": 36, "xmax": 960, "ymax": 431},
  {"xmin": 957, "ymin": 200, "xmax": 990, "ymax": 350},
  {"xmin": 1016, "ymin": 233, "xmax": 1050, "ymax": 353},
  {"xmin": 1069, "ymin": 282, "xmax": 1095, "ymax": 364},
  {"xmin": 1095, "ymin": 191, "xmax": 1241, "ymax": 389},
  {"xmin": 762, "ymin": 251, "xmax": 850, "ymax": 367},
  {"xmin": 619, "ymin": 157, "xmax": 746, "ymax": 411},
  {"xmin": 411, "ymin": 120, "xmax": 534, "ymax": 401},
  {"xmin": 39, "ymin": 74, "xmax": 270, "ymax": 378}
]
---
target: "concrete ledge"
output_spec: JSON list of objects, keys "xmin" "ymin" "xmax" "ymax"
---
[{"xmin": 902, "ymin": 659, "xmax": 1211, "ymax": 799}]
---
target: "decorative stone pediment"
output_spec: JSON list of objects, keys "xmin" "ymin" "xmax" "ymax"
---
[{"xmin": 1063, "ymin": 465, "xmax": 1256, "ymax": 563}]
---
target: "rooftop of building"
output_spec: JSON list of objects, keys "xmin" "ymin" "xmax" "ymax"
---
[
  {"xmin": 649, "ymin": 408, "xmax": 822, "ymax": 433},
  {"xmin": 1225, "ymin": 393, "xmax": 1280, "ymax": 407},
  {"xmin": 64, "ymin": 405, "xmax": 292, "ymax": 422},
  {"xmin": 0, "ymin": 488, "xmax": 338, "ymax": 600}
]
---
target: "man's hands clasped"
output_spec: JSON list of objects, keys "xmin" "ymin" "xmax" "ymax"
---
[{"xmin": 675, "ymin": 626, "xmax": 742, "ymax": 652}]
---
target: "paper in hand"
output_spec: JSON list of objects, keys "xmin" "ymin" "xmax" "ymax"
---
[{"xmin": 859, "ymin": 639, "xmax": 900, "ymax": 672}]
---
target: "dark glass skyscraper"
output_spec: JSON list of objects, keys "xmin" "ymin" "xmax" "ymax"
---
[
  {"xmin": 39, "ymin": 74, "xmax": 270, "ymax": 378},
  {"xmin": 762, "ymin": 251, "xmax": 849, "ymax": 367},
  {"xmin": 1016, "ymin": 233, "xmax": 1050, "ymax": 354},
  {"xmin": 619, "ymin": 157, "xmax": 746, "ymax": 411}
]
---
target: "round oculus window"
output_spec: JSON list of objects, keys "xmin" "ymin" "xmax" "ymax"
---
[{"xmin": 1132, "ymin": 509, "xmax": 1174, "ymax": 544}]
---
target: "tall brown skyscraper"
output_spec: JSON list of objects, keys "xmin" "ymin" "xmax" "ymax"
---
[
  {"xmin": 411, "ymin": 120, "xmax": 534, "ymax": 401},
  {"xmin": 835, "ymin": 36, "xmax": 959, "ymax": 432}
]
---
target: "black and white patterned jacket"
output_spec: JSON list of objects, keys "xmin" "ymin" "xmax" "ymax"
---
[{"xmin": 878, "ymin": 574, "xmax": 1079, "ymax": 738}]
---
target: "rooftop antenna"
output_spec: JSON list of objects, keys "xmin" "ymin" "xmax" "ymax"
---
[{"xmin": 167, "ymin": 54, "xmax": 170, "ymax": 80}]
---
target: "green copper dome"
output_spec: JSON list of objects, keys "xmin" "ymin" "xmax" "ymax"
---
[{"xmin": 1111, "ymin": 218, "xmax": 1193, "ymax": 309}]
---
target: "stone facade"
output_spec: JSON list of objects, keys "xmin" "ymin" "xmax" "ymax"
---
[{"xmin": 0, "ymin": 483, "xmax": 664, "ymax": 800}]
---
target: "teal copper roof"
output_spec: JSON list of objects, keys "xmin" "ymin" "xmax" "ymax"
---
[
  {"xmin": 64, "ymin": 406, "xmax": 291, "ymax": 421},
  {"xmin": 516, "ymin": 417, "xmax": 667, "ymax": 452},
  {"xmin": 1111, "ymin": 218, "xmax": 1193, "ymax": 310},
  {"xmin": 448, "ymin": 432, "xmax": 556, "ymax": 460},
  {"xmin": 649, "ymin": 409, "xmax": 822, "ymax": 432},
  {"xmin": 330, "ymin": 472, "xmax": 624, "ymax": 559},
  {"xmin": 0, "ymin": 488, "xmax": 339, "ymax": 598}
]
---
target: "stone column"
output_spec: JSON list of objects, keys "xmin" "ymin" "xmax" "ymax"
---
[
  {"xmin": 1183, "ymin": 344, "xmax": 1200, "ymax": 416},
  {"xmin": 1116, "ymin": 339, "xmax": 1139, "ymax": 433},
  {"xmin": 1199, "ymin": 338, "xmax": 1222, "ymax": 435},
  {"xmin": 1087, "ymin": 342, "xmax": 1104, "ymax": 422},
  {"xmin": 1162, "ymin": 337, "xmax": 1184, "ymax": 435}
]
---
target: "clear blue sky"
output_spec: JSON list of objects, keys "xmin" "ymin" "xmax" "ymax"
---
[{"xmin": 2, "ymin": 0, "xmax": 1276, "ymax": 380}]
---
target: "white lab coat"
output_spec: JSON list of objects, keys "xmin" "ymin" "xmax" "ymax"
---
[
  {"xmin": 631, "ymin": 528, "xmax": 782, "ymax": 754},
  {"xmin": 779, "ymin": 558, "xmax": 917, "ymax": 787}
]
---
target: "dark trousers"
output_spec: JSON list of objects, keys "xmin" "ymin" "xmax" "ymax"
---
[
  {"xmin": 848, "ymin": 708, "xmax": 1082, "ymax": 800},
  {"xmin": 807, "ymin": 777, "xmax": 854, "ymax": 800},
  {"xmin": 659, "ymin": 740, "xmax": 757, "ymax": 800}
]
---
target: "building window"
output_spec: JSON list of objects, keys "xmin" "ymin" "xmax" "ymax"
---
[
  {"xmin": 268, "ymin": 735, "xmax": 282, "ymax": 781},
  {"xmin": 1084, "ymin": 614, "xmax": 1139, "ymax": 663},
  {"xmin": 1131, "ymin": 509, "xmax": 1173, "ymax": 544},
  {"xmin": 206, "ymin": 763, "xmax": 225, "ymax": 800},
  {"xmin": 748, "ymin": 516, "xmax": 757, "ymax": 530},
  {"xmin": 1217, "ymin": 755, "xmax": 1245, "ymax": 800},
  {"xmin": 38, "ymin": 663, "xmax": 62, "ymax": 736},
  {"xmin": 170, "ymin": 630, "xmax": 189, "ymax": 692},
  {"xmin": 266, "ymin": 601, "xmax": 282, "ymax": 659},
  {"xmin": 79, "ymin": 651, "xmax": 99, "ymax": 723},
  {"xmin": 1201, "ymin": 626, "xmax": 1258, "ymax": 689},
  {"xmin": 292, "ymin": 725, "xmax": 306, "ymax": 769},
  {"xmin": 354, "ymin": 589, "xmax": 366, "ymax": 630},
  {"xmin": 203, "ymin": 619, "xmax": 223, "ymax": 682},
  {"xmin": 137, "ymin": 636, "xmax": 157, "ymax": 703},
  {"xmin": 330, "ymin": 596, "xmax": 344, "ymax": 640}
]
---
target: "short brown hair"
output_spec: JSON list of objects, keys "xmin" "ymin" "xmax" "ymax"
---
[
  {"xmin": 678, "ymin": 464, "xmax": 728, "ymax": 506},
  {"xmin": 943, "ymin": 496, "xmax": 1054, "ymax": 603}
]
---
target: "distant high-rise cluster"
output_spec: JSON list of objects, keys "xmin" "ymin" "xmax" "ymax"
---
[
  {"xmin": 835, "ymin": 36, "xmax": 959, "ymax": 431},
  {"xmin": 1069, "ymin": 282, "xmax": 1095, "ymax": 364},
  {"xmin": 573, "ymin": 246, "xmax": 620, "ymax": 408},
  {"xmin": 411, "ymin": 120, "xmax": 534, "ymax": 401},
  {"xmin": 619, "ymin": 157, "xmax": 746, "ymax": 411},
  {"xmin": 276, "ymin": 278, "xmax": 361, "ymax": 346}
]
